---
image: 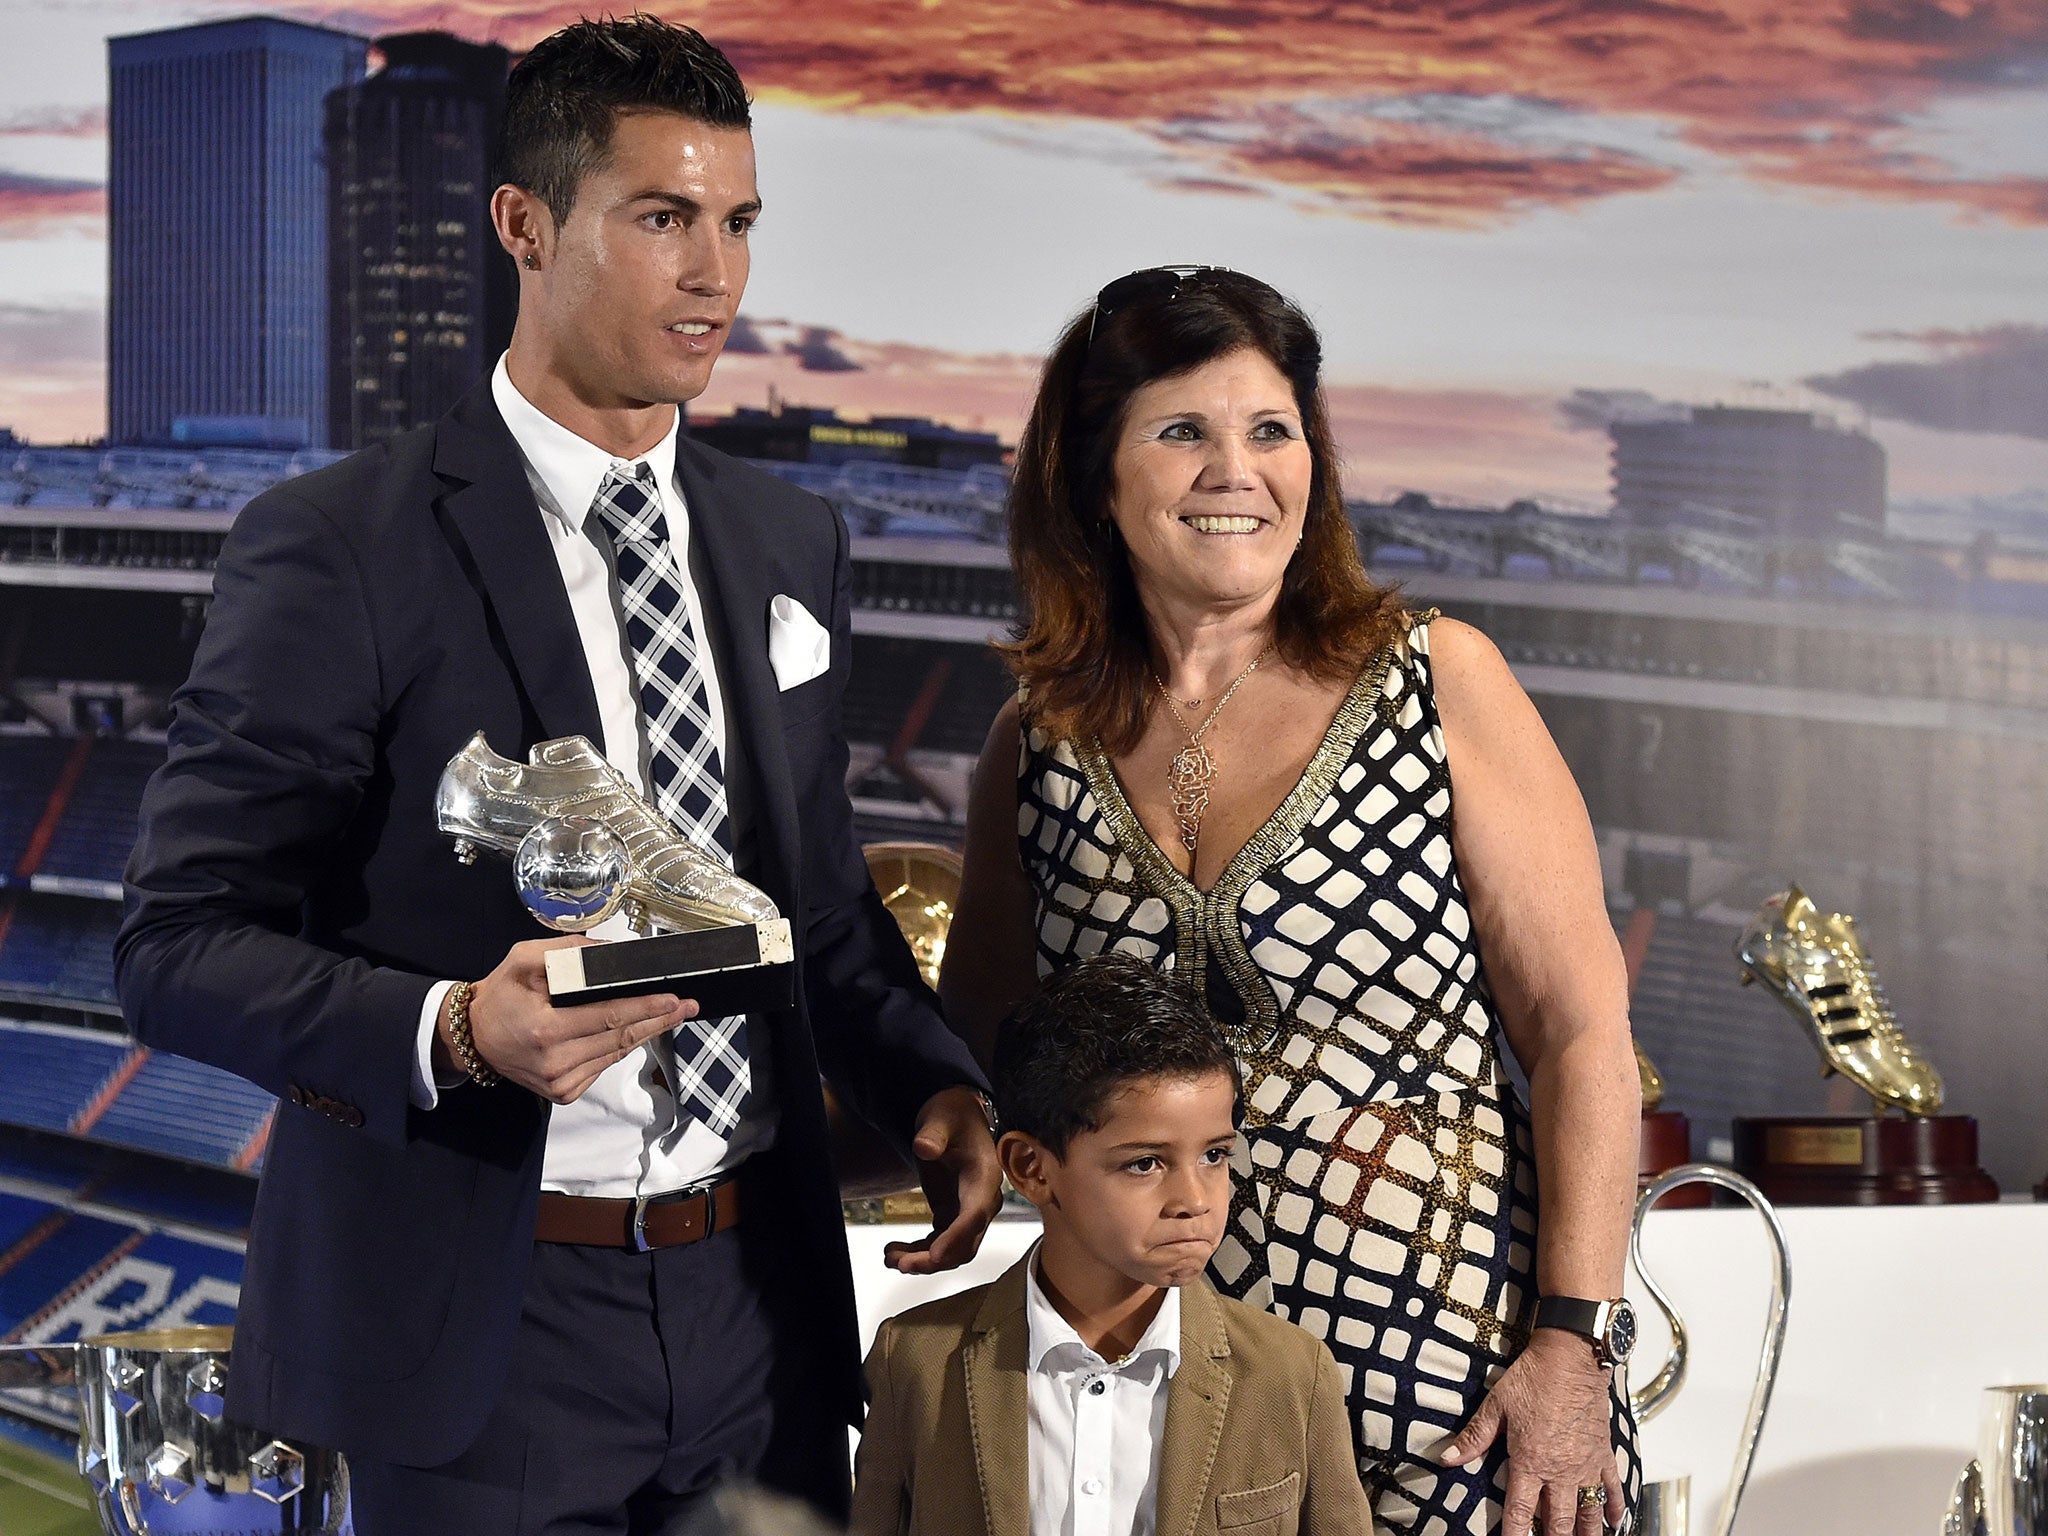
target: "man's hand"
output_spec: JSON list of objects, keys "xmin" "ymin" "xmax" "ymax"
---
[
  {"xmin": 441, "ymin": 936, "xmax": 694, "ymax": 1105},
  {"xmin": 882, "ymin": 1086, "xmax": 1003, "ymax": 1275}
]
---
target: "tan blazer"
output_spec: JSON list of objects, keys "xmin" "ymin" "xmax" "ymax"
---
[{"xmin": 849, "ymin": 1257, "xmax": 1375, "ymax": 1536}]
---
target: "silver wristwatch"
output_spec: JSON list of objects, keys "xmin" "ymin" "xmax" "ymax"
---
[{"xmin": 1533, "ymin": 1295, "xmax": 1638, "ymax": 1367}]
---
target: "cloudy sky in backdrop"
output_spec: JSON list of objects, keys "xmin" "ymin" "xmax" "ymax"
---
[{"xmin": 4, "ymin": 0, "xmax": 2048, "ymax": 510}]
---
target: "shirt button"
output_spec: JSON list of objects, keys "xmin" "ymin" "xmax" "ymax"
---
[
  {"xmin": 1082, "ymin": 1478, "xmax": 1103, "ymax": 1496},
  {"xmin": 1088, "ymin": 1380, "xmax": 1106, "ymax": 1395}
]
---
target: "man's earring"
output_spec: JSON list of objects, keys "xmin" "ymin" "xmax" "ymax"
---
[{"xmin": 522, "ymin": 252, "xmax": 539, "ymax": 270}]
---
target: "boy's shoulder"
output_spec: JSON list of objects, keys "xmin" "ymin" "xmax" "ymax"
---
[
  {"xmin": 871, "ymin": 1272, "xmax": 1021, "ymax": 1360},
  {"xmin": 1202, "ymin": 1281, "xmax": 1333, "ymax": 1375}
]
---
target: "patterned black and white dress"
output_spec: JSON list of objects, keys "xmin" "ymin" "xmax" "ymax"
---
[{"xmin": 1016, "ymin": 615, "xmax": 1640, "ymax": 1534}]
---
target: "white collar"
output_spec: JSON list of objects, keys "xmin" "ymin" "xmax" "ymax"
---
[
  {"xmin": 490, "ymin": 352, "xmax": 682, "ymax": 534},
  {"xmin": 1024, "ymin": 1244, "xmax": 1182, "ymax": 1379}
]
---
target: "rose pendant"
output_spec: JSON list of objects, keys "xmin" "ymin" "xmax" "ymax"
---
[{"xmin": 1167, "ymin": 739, "xmax": 1215, "ymax": 854}]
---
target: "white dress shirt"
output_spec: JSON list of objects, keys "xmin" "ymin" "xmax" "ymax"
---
[
  {"xmin": 1024, "ymin": 1247, "xmax": 1182, "ymax": 1536},
  {"xmin": 408, "ymin": 353, "xmax": 773, "ymax": 1197}
]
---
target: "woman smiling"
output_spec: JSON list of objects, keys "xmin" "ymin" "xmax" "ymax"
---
[{"xmin": 940, "ymin": 267, "xmax": 1645, "ymax": 1536}]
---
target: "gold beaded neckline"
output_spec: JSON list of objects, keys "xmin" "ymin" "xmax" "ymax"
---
[{"xmin": 1155, "ymin": 644, "xmax": 1272, "ymax": 856}]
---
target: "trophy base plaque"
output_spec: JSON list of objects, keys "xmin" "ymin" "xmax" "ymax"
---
[
  {"xmin": 1639, "ymin": 1111, "xmax": 1709, "ymax": 1208},
  {"xmin": 1731, "ymin": 1113, "xmax": 1999, "ymax": 1205},
  {"xmin": 544, "ymin": 918, "xmax": 795, "ymax": 1011}
]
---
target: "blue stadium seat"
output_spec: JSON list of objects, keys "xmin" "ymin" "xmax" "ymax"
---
[
  {"xmin": 37, "ymin": 739, "xmax": 163, "ymax": 890},
  {"xmin": 0, "ymin": 1188, "xmax": 59, "ymax": 1252},
  {"xmin": 0, "ymin": 1134, "xmax": 102, "ymax": 1197},
  {"xmin": 0, "ymin": 1202, "xmax": 136, "ymax": 1338},
  {"xmin": 0, "ymin": 1021, "xmax": 129, "ymax": 1136},
  {"xmin": 16, "ymin": 1228, "xmax": 244, "ymax": 1345},
  {"xmin": 0, "ymin": 897, "xmax": 122, "ymax": 1006},
  {"xmin": 92, "ymin": 1053, "xmax": 275, "ymax": 1170},
  {"xmin": 0, "ymin": 1128, "xmax": 257, "ymax": 1232},
  {"xmin": 0, "ymin": 734, "xmax": 69, "ymax": 878},
  {"xmin": 85, "ymin": 1171, "xmax": 256, "ymax": 1234}
]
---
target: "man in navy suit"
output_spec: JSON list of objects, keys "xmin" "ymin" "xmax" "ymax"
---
[{"xmin": 115, "ymin": 18, "xmax": 999, "ymax": 1533}]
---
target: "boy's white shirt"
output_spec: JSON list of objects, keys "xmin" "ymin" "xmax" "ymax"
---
[{"xmin": 1022, "ymin": 1242, "xmax": 1183, "ymax": 1536}]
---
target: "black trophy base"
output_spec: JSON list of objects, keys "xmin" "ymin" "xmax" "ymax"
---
[
  {"xmin": 1732, "ymin": 1113, "xmax": 2000, "ymax": 1205},
  {"xmin": 544, "ymin": 917, "xmax": 795, "ymax": 1012}
]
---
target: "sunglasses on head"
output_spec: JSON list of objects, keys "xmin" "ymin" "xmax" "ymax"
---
[{"xmin": 1085, "ymin": 265, "xmax": 1284, "ymax": 347}]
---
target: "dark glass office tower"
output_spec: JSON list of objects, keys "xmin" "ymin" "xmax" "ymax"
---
[
  {"xmin": 325, "ymin": 33, "xmax": 513, "ymax": 450},
  {"xmin": 108, "ymin": 18, "xmax": 369, "ymax": 448}
]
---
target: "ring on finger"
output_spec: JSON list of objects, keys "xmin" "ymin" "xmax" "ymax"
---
[{"xmin": 1578, "ymin": 1485, "xmax": 1607, "ymax": 1508}]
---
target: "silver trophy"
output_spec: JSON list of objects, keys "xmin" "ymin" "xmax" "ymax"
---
[
  {"xmin": 436, "ymin": 731, "xmax": 794, "ymax": 1009},
  {"xmin": 0, "ymin": 1326, "xmax": 345, "ymax": 1535},
  {"xmin": 1628, "ymin": 1164, "xmax": 1793, "ymax": 1536},
  {"xmin": 1947, "ymin": 1387, "xmax": 2048, "ymax": 1536}
]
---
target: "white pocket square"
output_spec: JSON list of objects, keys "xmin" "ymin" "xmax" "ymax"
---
[{"xmin": 767, "ymin": 594, "xmax": 831, "ymax": 691}]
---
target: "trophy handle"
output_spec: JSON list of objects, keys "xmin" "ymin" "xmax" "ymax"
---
[
  {"xmin": 1946, "ymin": 1459, "xmax": 1987, "ymax": 1536},
  {"xmin": 0, "ymin": 1339, "xmax": 81, "ymax": 1388},
  {"xmin": 1628, "ymin": 1163, "xmax": 1793, "ymax": 1536}
]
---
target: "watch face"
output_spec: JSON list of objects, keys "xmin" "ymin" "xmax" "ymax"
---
[{"xmin": 1604, "ymin": 1299, "xmax": 1638, "ymax": 1363}]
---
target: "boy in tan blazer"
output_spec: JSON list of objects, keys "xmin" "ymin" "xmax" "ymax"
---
[{"xmin": 850, "ymin": 952, "xmax": 1373, "ymax": 1536}]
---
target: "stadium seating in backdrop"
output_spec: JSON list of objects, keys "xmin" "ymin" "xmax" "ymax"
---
[
  {"xmin": 0, "ymin": 896, "xmax": 121, "ymax": 1007},
  {"xmin": 0, "ymin": 1021, "xmax": 273, "ymax": 1174},
  {"xmin": 0, "ymin": 733, "xmax": 71, "ymax": 876},
  {"xmin": 35, "ymin": 739, "xmax": 162, "ymax": 895}
]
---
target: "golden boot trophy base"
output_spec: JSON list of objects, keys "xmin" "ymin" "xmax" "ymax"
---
[
  {"xmin": 1731, "ymin": 1113, "xmax": 1999, "ymax": 1205},
  {"xmin": 1634, "ymin": 1042, "xmax": 1709, "ymax": 1208},
  {"xmin": 1640, "ymin": 1110, "xmax": 1710, "ymax": 1208}
]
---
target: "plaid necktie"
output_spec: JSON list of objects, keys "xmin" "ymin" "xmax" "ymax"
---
[{"xmin": 589, "ymin": 462, "xmax": 750, "ymax": 1138}]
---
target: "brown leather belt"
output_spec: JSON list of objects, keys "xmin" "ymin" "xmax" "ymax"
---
[{"xmin": 534, "ymin": 1177, "xmax": 742, "ymax": 1252}]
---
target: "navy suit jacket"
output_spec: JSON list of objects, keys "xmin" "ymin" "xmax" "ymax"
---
[{"xmin": 114, "ymin": 377, "xmax": 985, "ymax": 1466}]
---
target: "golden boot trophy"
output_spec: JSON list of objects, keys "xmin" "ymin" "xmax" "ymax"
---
[{"xmin": 1732, "ymin": 886, "xmax": 1997, "ymax": 1204}]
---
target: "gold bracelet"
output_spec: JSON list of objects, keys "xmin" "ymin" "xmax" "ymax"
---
[{"xmin": 445, "ymin": 979, "xmax": 500, "ymax": 1088}]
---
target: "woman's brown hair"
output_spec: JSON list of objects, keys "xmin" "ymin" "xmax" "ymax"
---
[{"xmin": 1002, "ymin": 269, "xmax": 1405, "ymax": 754}]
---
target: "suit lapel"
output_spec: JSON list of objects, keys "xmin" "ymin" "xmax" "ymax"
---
[
  {"xmin": 964, "ymin": 1260, "xmax": 1032, "ymax": 1536},
  {"xmin": 431, "ymin": 379, "xmax": 602, "ymax": 748},
  {"xmin": 1155, "ymin": 1280, "xmax": 1235, "ymax": 1536},
  {"xmin": 670, "ymin": 439, "xmax": 799, "ymax": 912}
]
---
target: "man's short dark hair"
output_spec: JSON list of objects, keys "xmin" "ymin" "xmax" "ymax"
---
[
  {"xmin": 499, "ymin": 16, "xmax": 752, "ymax": 227},
  {"xmin": 993, "ymin": 952, "xmax": 1241, "ymax": 1157}
]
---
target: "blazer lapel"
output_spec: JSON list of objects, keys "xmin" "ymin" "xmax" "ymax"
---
[
  {"xmin": 1155, "ymin": 1280, "xmax": 1236, "ymax": 1536},
  {"xmin": 431, "ymin": 378, "xmax": 602, "ymax": 748},
  {"xmin": 670, "ymin": 440, "xmax": 800, "ymax": 911},
  {"xmin": 964, "ymin": 1260, "xmax": 1032, "ymax": 1536}
]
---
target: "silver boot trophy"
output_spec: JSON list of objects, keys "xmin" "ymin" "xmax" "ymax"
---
[
  {"xmin": 0, "ymin": 1327, "xmax": 346, "ymax": 1534},
  {"xmin": 1629, "ymin": 1164, "xmax": 1793, "ymax": 1536},
  {"xmin": 437, "ymin": 731, "xmax": 793, "ymax": 1010},
  {"xmin": 1947, "ymin": 1387, "xmax": 2048, "ymax": 1536}
]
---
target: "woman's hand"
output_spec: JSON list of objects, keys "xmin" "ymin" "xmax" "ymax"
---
[{"xmin": 1438, "ymin": 1328, "xmax": 1623, "ymax": 1535}]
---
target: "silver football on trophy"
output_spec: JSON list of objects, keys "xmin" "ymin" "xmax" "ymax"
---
[
  {"xmin": 514, "ymin": 815, "xmax": 629, "ymax": 933},
  {"xmin": 438, "ymin": 732, "xmax": 796, "ymax": 1008}
]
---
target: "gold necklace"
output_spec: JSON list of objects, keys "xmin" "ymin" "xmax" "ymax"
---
[{"xmin": 1155, "ymin": 644, "xmax": 1272, "ymax": 856}]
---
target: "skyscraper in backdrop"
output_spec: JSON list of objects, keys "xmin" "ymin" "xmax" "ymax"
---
[
  {"xmin": 107, "ymin": 17, "xmax": 369, "ymax": 450},
  {"xmin": 324, "ymin": 33, "xmax": 514, "ymax": 450}
]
